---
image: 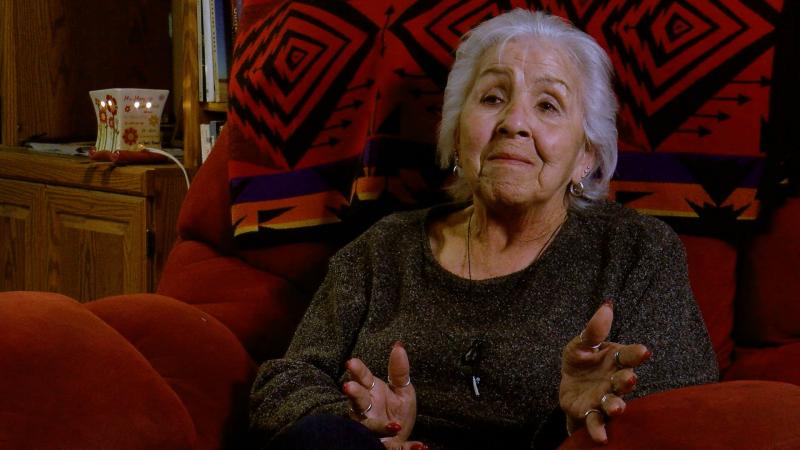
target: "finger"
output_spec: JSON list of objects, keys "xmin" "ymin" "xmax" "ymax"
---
[
  {"xmin": 343, "ymin": 380, "xmax": 372, "ymax": 419},
  {"xmin": 614, "ymin": 344, "xmax": 652, "ymax": 369},
  {"xmin": 387, "ymin": 342, "xmax": 412, "ymax": 391},
  {"xmin": 346, "ymin": 358, "xmax": 376, "ymax": 391},
  {"xmin": 580, "ymin": 299, "xmax": 614, "ymax": 351},
  {"xmin": 610, "ymin": 369, "xmax": 638, "ymax": 396},
  {"xmin": 599, "ymin": 392, "xmax": 626, "ymax": 416},
  {"xmin": 381, "ymin": 438, "xmax": 403, "ymax": 450},
  {"xmin": 585, "ymin": 410, "xmax": 608, "ymax": 444},
  {"xmin": 380, "ymin": 438, "xmax": 401, "ymax": 450}
]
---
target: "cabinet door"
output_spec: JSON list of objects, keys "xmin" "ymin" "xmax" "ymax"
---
[
  {"xmin": 0, "ymin": 179, "xmax": 45, "ymax": 291},
  {"xmin": 44, "ymin": 186, "xmax": 147, "ymax": 302}
]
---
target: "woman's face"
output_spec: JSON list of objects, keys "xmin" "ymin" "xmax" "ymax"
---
[{"xmin": 457, "ymin": 37, "xmax": 593, "ymax": 211}]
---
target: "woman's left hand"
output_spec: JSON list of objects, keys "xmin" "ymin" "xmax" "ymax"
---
[{"xmin": 559, "ymin": 300, "xmax": 652, "ymax": 444}]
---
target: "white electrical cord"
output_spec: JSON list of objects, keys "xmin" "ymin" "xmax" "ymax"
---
[{"xmin": 142, "ymin": 147, "xmax": 191, "ymax": 189}]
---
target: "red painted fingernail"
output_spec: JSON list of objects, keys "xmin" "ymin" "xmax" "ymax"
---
[
  {"xmin": 342, "ymin": 382, "xmax": 350, "ymax": 394},
  {"xmin": 643, "ymin": 350, "xmax": 653, "ymax": 360},
  {"xmin": 603, "ymin": 298, "xmax": 614, "ymax": 309},
  {"xmin": 385, "ymin": 422, "xmax": 402, "ymax": 433},
  {"xmin": 410, "ymin": 444, "xmax": 428, "ymax": 450},
  {"xmin": 628, "ymin": 374, "xmax": 638, "ymax": 387},
  {"xmin": 393, "ymin": 340, "xmax": 405, "ymax": 349}
]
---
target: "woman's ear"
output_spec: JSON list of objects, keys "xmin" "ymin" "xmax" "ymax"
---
[{"xmin": 572, "ymin": 141, "xmax": 597, "ymax": 183}]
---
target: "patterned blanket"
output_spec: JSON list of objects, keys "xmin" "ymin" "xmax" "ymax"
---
[{"xmin": 226, "ymin": 0, "xmax": 789, "ymax": 246}]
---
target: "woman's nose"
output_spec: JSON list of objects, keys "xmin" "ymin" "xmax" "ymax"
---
[{"xmin": 496, "ymin": 100, "xmax": 531, "ymax": 138}]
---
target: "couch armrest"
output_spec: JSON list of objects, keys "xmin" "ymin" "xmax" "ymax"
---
[
  {"xmin": 558, "ymin": 381, "xmax": 800, "ymax": 449},
  {"xmin": 0, "ymin": 292, "xmax": 196, "ymax": 450},
  {"xmin": 87, "ymin": 294, "xmax": 255, "ymax": 450}
]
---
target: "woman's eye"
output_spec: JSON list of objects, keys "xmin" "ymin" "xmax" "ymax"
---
[
  {"xmin": 481, "ymin": 94, "xmax": 503, "ymax": 105},
  {"xmin": 538, "ymin": 101, "xmax": 559, "ymax": 113}
]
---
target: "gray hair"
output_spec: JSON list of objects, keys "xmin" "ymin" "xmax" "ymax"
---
[{"xmin": 437, "ymin": 9, "xmax": 618, "ymax": 209}]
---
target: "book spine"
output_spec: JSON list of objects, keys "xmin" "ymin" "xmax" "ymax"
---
[
  {"xmin": 201, "ymin": 0, "xmax": 216, "ymax": 102},
  {"xmin": 200, "ymin": 123, "xmax": 212, "ymax": 162},
  {"xmin": 196, "ymin": 0, "xmax": 206, "ymax": 101},
  {"xmin": 212, "ymin": 0, "xmax": 229, "ymax": 102}
]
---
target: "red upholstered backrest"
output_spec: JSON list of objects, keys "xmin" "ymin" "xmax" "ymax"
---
[
  {"xmin": 735, "ymin": 197, "xmax": 800, "ymax": 345},
  {"xmin": 680, "ymin": 235, "xmax": 737, "ymax": 373},
  {"xmin": 175, "ymin": 123, "xmax": 337, "ymax": 291}
]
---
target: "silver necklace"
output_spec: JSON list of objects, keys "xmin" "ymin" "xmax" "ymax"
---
[
  {"xmin": 466, "ymin": 209, "xmax": 565, "ymax": 281},
  {"xmin": 461, "ymin": 209, "xmax": 565, "ymax": 397}
]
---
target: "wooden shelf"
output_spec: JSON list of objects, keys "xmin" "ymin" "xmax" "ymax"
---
[{"xmin": 203, "ymin": 102, "xmax": 229, "ymax": 113}]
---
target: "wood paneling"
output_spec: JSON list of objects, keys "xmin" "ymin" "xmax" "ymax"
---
[
  {"xmin": 45, "ymin": 186, "xmax": 147, "ymax": 300},
  {"xmin": 0, "ymin": 179, "xmax": 45, "ymax": 290}
]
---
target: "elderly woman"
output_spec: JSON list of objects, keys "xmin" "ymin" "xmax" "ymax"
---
[{"xmin": 250, "ymin": 9, "xmax": 717, "ymax": 450}]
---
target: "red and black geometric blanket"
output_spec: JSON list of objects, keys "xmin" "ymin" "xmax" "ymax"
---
[{"xmin": 227, "ymin": 0, "xmax": 795, "ymax": 247}]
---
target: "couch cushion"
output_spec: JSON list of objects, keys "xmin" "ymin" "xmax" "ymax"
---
[
  {"xmin": 87, "ymin": 294, "xmax": 256, "ymax": 450},
  {"xmin": 558, "ymin": 380, "xmax": 800, "ymax": 449},
  {"xmin": 723, "ymin": 342, "xmax": 800, "ymax": 385},
  {"xmin": 680, "ymin": 234, "xmax": 737, "ymax": 373},
  {"xmin": 157, "ymin": 239, "xmax": 312, "ymax": 361},
  {"xmin": 735, "ymin": 197, "xmax": 800, "ymax": 345},
  {"xmin": 0, "ymin": 292, "xmax": 195, "ymax": 450}
]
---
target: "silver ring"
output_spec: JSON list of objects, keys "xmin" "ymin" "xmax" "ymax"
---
[
  {"xmin": 388, "ymin": 375, "xmax": 411, "ymax": 388},
  {"xmin": 614, "ymin": 350, "xmax": 624, "ymax": 369},
  {"xmin": 580, "ymin": 331, "xmax": 603, "ymax": 352},
  {"xmin": 350, "ymin": 401, "xmax": 373, "ymax": 419},
  {"xmin": 583, "ymin": 408, "xmax": 602, "ymax": 420},
  {"xmin": 368, "ymin": 379, "xmax": 375, "ymax": 391},
  {"xmin": 600, "ymin": 393, "xmax": 612, "ymax": 405}
]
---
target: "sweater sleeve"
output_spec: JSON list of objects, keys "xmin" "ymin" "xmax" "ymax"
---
[
  {"xmin": 610, "ymin": 219, "xmax": 719, "ymax": 397},
  {"xmin": 249, "ymin": 238, "xmax": 372, "ymax": 444}
]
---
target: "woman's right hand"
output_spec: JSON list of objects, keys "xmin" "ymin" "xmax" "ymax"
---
[{"xmin": 344, "ymin": 342, "xmax": 427, "ymax": 450}]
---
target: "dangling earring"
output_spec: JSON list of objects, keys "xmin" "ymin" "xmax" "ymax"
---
[
  {"xmin": 569, "ymin": 180, "xmax": 585, "ymax": 197},
  {"xmin": 569, "ymin": 166, "xmax": 591, "ymax": 197},
  {"xmin": 453, "ymin": 152, "xmax": 461, "ymax": 176}
]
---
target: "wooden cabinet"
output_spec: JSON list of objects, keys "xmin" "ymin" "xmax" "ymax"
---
[{"xmin": 0, "ymin": 147, "xmax": 186, "ymax": 302}]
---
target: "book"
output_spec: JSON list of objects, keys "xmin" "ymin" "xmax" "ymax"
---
[
  {"xmin": 200, "ymin": 0, "xmax": 216, "ymax": 102},
  {"xmin": 200, "ymin": 123, "xmax": 212, "ymax": 162},
  {"xmin": 196, "ymin": 0, "xmax": 206, "ymax": 101},
  {"xmin": 230, "ymin": 0, "xmax": 243, "ymax": 35},
  {"xmin": 212, "ymin": 0, "xmax": 229, "ymax": 102}
]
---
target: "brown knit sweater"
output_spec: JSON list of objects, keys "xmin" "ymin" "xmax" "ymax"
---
[{"xmin": 250, "ymin": 201, "xmax": 718, "ymax": 449}]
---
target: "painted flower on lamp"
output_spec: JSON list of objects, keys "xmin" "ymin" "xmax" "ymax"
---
[{"xmin": 123, "ymin": 128, "xmax": 138, "ymax": 146}]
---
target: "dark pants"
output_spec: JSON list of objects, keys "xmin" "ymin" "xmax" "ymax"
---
[{"xmin": 269, "ymin": 414, "xmax": 385, "ymax": 450}]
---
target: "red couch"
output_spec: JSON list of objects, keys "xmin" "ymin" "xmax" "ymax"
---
[
  {"xmin": 3, "ymin": 1, "xmax": 800, "ymax": 449},
  {"xmin": 2, "ymin": 129, "xmax": 800, "ymax": 449}
]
